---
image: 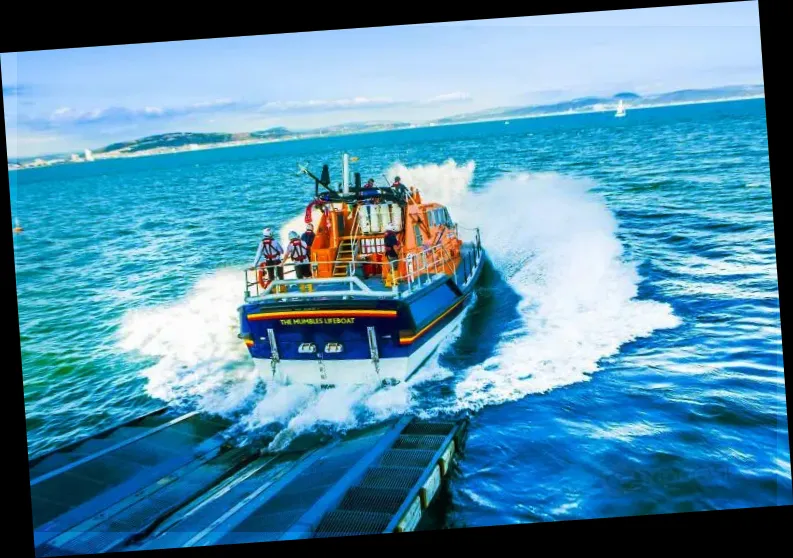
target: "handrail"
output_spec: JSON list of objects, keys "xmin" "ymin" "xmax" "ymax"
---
[
  {"xmin": 399, "ymin": 243, "xmax": 457, "ymax": 292},
  {"xmin": 249, "ymin": 276, "xmax": 388, "ymax": 300},
  {"xmin": 348, "ymin": 212, "xmax": 362, "ymax": 270},
  {"xmin": 244, "ymin": 239, "xmax": 471, "ymax": 300}
]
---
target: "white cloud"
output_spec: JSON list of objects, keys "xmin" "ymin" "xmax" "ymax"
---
[
  {"xmin": 24, "ymin": 99, "xmax": 245, "ymax": 132},
  {"xmin": 260, "ymin": 96, "xmax": 398, "ymax": 112},
  {"xmin": 259, "ymin": 92, "xmax": 471, "ymax": 113},
  {"xmin": 192, "ymin": 98, "xmax": 234, "ymax": 109},
  {"xmin": 21, "ymin": 92, "xmax": 474, "ymax": 137},
  {"xmin": 12, "ymin": 91, "xmax": 475, "ymax": 156},
  {"xmin": 15, "ymin": 134, "xmax": 59, "ymax": 145},
  {"xmin": 422, "ymin": 91, "xmax": 471, "ymax": 104}
]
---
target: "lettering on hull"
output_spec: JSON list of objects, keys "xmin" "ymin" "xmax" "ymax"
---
[{"xmin": 280, "ymin": 317, "xmax": 356, "ymax": 325}]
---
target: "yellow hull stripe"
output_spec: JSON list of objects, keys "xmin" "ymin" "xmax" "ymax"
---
[{"xmin": 248, "ymin": 309, "xmax": 397, "ymax": 321}]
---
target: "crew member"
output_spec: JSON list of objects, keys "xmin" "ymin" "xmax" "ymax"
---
[
  {"xmin": 253, "ymin": 227, "xmax": 284, "ymax": 284},
  {"xmin": 391, "ymin": 176, "xmax": 411, "ymax": 201},
  {"xmin": 384, "ymin": 223, "xmax": 401, "ymax": 262},
  {"xmin": 364, "ymin": 178, "xmax": 375, "ymax": 189},
  {"xmin": 301, "ymin": 223, "xmax": 315, "ymax": 257},
  {"xmin": 286, "ymin": 231, "xmax": 313, "ymax": 291}
]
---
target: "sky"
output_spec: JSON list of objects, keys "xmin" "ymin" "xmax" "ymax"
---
[{"xmin": 2, "ymin": 1, "xmax": 763, "ymax": 159}]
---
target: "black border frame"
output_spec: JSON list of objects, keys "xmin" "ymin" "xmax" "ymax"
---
[{"xmin": 3, "ymin": 0, "xmax": 788, "ymax": 555}]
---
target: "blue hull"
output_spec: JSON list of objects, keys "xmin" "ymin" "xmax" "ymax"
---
[{"xmin": 239, "ymin": 242, "xmax": 485, "ymax": 384}]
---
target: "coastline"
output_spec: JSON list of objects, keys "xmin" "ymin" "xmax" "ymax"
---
[
  {"xmin": 427, "ymin": 94, "xmax": 766, "ymax": 127},
  {"xmin": 8, "ymin": 95, "xmax": 764, "ymax": 172}
]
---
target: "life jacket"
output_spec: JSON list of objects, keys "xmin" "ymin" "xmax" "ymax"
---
[
  {"xmin": 289, "ymin": 239, "xmax": 308, "ymax": 262},
  {"xmin": 261, "ymin": 238, "xmax": 281, "ymax": 261}
]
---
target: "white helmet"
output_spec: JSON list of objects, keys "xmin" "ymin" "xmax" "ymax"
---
[
  {"xmin": 262, "ymin": 227, "xmax": 273, "ymax": 238},
  {"xmin": 288, "ymin": 231, "xmax": 299, "ymax": 240},
  {"xmin": 306, "ymin": 223, "xmax": 314, "ymax": 231}
]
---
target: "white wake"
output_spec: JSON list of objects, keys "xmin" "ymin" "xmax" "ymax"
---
[{"xmin": 117, "ymin": 160, "xmax": 680, "ymax": 444}]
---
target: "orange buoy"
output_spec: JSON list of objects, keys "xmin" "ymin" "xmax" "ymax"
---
[{"xmin": 257, "ymin": 263, "xmax": 270, "ymax": 289}]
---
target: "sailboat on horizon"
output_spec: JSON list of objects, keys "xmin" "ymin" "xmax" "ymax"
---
[{"xmin": 615, "ymin": 99, "xmax": 626, "ymax": 118}]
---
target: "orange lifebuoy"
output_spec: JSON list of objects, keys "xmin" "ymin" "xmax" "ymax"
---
[{"xmin": 257, "ymin": 263, "xmax": 271, "ymax": 289}]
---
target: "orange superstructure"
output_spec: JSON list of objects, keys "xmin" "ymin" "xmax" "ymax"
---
[{"xmin": 305, "ymin": 182, "xmax": 463, "ymax": 288}]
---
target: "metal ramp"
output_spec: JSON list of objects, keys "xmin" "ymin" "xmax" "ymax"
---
[
  {"xmin": 311, "ymin": 419, "xmax": 465, "ymax": 537},
  {"xmin": 30, "ymin": 409, "xmax": 237, "ymax": 556},
  {"xmin": 30, "ymin": 413, "xmax": 467, "ymax": 556},
  {"xmin": 178, "ymin": 416, "xmax": 465, "ymax": 544},
  {"xmin": 203, "ymin": 421, "xmax": 401, "ymax": 546},
  {"xmin": 28, "ymin": 407, "xmax": 173, "ymax": 482},
  {"xmin": 131, "ymin": 451, "xmax": 306, "ymax": 550}
]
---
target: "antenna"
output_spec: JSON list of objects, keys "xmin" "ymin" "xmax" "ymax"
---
[
  {"xmin": 342, "ymin": 153, "xmax": 350, "ymax": 195},
  {"xmin": 297, "ymin": 161, "xmax": 334, "ymax": 195}
]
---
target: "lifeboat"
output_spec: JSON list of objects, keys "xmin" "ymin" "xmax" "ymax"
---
[{"xmin": 238, "ymin": 153, "xmax": 486, "ymax": 386}]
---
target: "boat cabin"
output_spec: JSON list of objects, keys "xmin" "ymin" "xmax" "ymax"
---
[{"xmin": 246, "ymin": 154, "xmax": 480, "ymax": 300}]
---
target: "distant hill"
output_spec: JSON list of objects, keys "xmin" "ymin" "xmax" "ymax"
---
[
  {"xmin": 613, "ymin": 92, "xmax": 641, "ymax": 99},
  {"xmin": 95, "ymin": 132, "xmax": 235, "ymax": 154},
  {"xmin": 433, "ymin": 84, "xmax": 764, "ymax": 124},
  {"xmin": 645, "ymin": 85, "xmax": 764, "ymax": 104},
  {"xmin": 313, "ymin": 121, "xmax": 412, "ymax": 134},
  {"xmin": 250, "ymin": 127, "xmax": 292, "ymax": 139},
  {"xmin": 91, "ymin": 121, "xmax": 411, "ymax": 155}
]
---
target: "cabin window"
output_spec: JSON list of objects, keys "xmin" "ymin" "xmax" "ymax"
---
[
  {"xmin": 361, "ymin": 238, "xmax": 385, "ymax": 254},
  {"xmin": 427, "ymin": 210, "xmax": 435, "ymax": 227},
  {"xmin": 414, "ymin": 224, "xmax": 423, "ymax": 246}
]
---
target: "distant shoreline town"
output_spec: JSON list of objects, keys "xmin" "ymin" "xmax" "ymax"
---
[{"xmin": 7, "ymin": 85, "xmax": 764, "ymax": 171}]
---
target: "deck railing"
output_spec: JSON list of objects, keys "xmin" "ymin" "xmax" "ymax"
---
[{"xmin": 244, "ymin": 227, "xmax": 482, "ymax": 301}]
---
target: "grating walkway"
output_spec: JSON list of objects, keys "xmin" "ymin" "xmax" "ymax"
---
[
  {"xmin": 312, "ymin": 419, "xmax": 465, "ymax": 537},
  {"xmin": 30, "ymin": 413, "xmax": 467, "ymax": 556}
]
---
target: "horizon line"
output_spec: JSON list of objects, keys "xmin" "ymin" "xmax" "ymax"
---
[
  {"xmin": 8, "ymin": 82, "xmax": 765, "ymax": 161},
  {"xmin": 7, "ymin": 95, "xmax": 766, "ymax": 170}
]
